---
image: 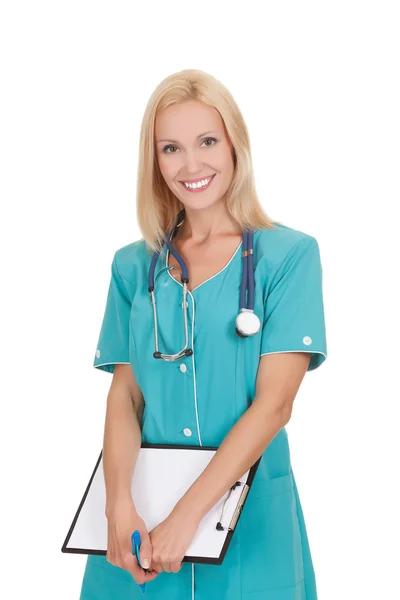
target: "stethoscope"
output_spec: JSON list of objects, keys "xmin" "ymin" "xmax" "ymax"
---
[{"xmin": 147, "ymin": 209, "xmax": 261, "ymax": 361}]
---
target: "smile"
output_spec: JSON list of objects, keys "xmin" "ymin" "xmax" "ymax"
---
[{"xmin": 179, "ymin": 174, "xmax": 216, "ymax": 192}]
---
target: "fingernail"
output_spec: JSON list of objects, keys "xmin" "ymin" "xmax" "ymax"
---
[{"xmin": 141, "ymin": 558, "xmax": 150, "ymax": 569}]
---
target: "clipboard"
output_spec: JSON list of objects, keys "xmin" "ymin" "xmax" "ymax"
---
[{"xmin": 61, "ymin": 443, "xmax": 261, "ymax": 565}]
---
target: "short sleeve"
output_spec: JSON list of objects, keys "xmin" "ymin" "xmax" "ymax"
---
[
  {"xmin": 260, "ymin": 236, "xmax": 327, "ymax": 371},
  {"xmin": 93, "ymin": 251, "xmax": 133, "ymax": 374}
]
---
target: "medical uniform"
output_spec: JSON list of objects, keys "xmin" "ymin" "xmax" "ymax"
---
[{"xmin": 80, "ymin": 222, "xmax": 327, "ymax": 600}]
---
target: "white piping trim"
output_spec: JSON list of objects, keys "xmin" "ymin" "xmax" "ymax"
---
[
  {"xmin": 93, "ymin": 361, "xmax": 130, "ymax": 370},
  {"xmin": 165, "ymin": 240, "xmax": 242, "ymax": 292},
  {"xmin": 260, "ymin": 350, "xmax": 327, "ymax": 364},
  {"xmin": 188, "ymin": 289, "xmax": 202, "ymax": 446},
  {"xmin": 192, "ymin": 563, "xmax": 195, "ymax": 600}
]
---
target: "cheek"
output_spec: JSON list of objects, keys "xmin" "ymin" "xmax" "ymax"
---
[
  {"xmin": 157, "ymin": 158, "xmax": 179, "ymax": 187},
  {"xmin": 157, "ymin": 154, "xmax": 169, "ymax": 174},
  {"xmin": 216, "ymin": 159, "xmax": 234, "ymax": 189},
  {"xmin": 213, "ymin": 145, "xmax": 234, "ymax": 175}
]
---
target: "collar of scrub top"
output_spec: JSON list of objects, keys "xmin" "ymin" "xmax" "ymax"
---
[{"xmin": 147, "ymin": 209, "xmax": 261, "ymax": 362}]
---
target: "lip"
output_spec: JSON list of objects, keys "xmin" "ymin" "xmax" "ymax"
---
[
  {"xmin": 179, "ymin": 173, "xmax": 216, "ymax": 192},
  {"xmin": 179, "ymin": 174, "xmax": 216, "ymax": 184}
]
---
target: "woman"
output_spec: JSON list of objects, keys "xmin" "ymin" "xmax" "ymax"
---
[{"xmin": 80, "ymin": 69, "xmax": 327, "ymax": 600}]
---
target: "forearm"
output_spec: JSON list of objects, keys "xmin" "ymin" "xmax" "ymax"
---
[
  {"xmin": 174, "ymin": 400, "xmax": 289, "ymax": 522},
  {"xmin": 103, "ymin": 385, "xmax": 142, "ymax": 517}
]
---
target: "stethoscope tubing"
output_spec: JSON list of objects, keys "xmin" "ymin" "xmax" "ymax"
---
[{"xmin": 148, "ymin": 210, "xmax": 257, "ymax": 361}]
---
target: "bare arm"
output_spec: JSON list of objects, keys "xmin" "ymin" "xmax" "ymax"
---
[
  {"xmin": 103, "ymin": 363, "xmax": 144, "ymax": 518},
  {"xmin": 173, "ymin": 352, "xmax": 312, "ymax": 522}
]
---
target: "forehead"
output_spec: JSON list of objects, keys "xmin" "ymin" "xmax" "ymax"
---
[{"xmin": 155, "ymin": 100, "xmax": 224, "ymax": 140}]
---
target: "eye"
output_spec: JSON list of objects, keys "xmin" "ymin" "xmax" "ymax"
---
[
  {"xmin": 201, "ymin": 137, "xmax": 217, "ymax": 148},
  {"xmin": 162, "ymin": 137, "xmax": 217, "ymax": 154},
  {"xmin": 163, "ymin": 144, "xmax": 178, "ymax": 154}
]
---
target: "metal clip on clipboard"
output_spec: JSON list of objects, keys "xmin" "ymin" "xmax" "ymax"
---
[
  {"xmin": 216, "ymin": 482, "xmax": 250, "ymax": 531},
  {"xmin": 229, "ymin": 484, "xmax": 250, "ymax": 530}
]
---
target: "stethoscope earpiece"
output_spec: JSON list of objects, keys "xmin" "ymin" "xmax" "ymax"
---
[{"xmin": 148, "ymin": 210, "xmax": 260, "ymax": 361}]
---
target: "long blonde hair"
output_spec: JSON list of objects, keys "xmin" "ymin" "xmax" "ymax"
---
[{"xmin": 136, "ymin": 69, "xmax": 277, "ymax": 255}]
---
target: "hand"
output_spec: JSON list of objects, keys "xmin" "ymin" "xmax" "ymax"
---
[
  {"xmin": 148, "ymin": 504, "xmax": 201, "ymax": 574},
  {"xmin": 106, "ymin": 494, "xmax": 160, "ymax": 584}
]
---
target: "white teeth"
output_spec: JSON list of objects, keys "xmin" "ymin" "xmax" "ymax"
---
[{"xmin": 184, "ymin": 176, "xmax": 212, "ymax": 189}]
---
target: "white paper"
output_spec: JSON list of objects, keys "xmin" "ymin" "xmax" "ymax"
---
[{"xmin": 65, "ymin": 446, "xmax": 250, "ymax": 560}]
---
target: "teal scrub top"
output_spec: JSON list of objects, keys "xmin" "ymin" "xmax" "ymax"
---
[{"xmin": 80, "ymin": 223, "xmax": 327, "ymax": 600}]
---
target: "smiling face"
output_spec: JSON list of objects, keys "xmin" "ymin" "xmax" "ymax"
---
[{"xmin": 154, "ymin": 100, "xmax": 235, "ymax": 211}]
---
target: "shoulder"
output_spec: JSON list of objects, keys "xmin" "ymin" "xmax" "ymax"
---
[
  {"xmin": 112, "ymin": 238, "xmax": 148, "ymax": 283},
  {"xmin": 255, "ymin": 222, "xmax": 319, "ymax": 269}
]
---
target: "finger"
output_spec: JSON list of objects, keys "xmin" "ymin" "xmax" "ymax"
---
[
  {"xmin": 162, "ymin": 561, "xmax": 172, "ymax": 574},
  {"xmin": 122, "ymin": 552, "xmax": 146, "ymax": 584},
  {"xmin": 143, "ymin": 569, "xmax": 160, "ymax": 582},
  {"xmin": 170, "ymin": 560, "xmax": 183, "ymax": 574},
  {"xmin": 106, "ymin": 539, "xmax": 117, "ymax": 566},
  {"xmin": 138, "ymin": 535, "xmax": 152, "ymax": 570},
  {"xmin": 150, "ymin": 559, "xmax": 164, "ymax": 575}
]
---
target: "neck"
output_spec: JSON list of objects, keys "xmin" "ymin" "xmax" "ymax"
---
[{"xmin": 177, "ymin": 202, "xmax": 241, "ymax": 244}]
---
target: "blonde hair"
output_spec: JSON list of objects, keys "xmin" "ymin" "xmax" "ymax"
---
[{"xmin": 136, "ymin": 69, "xmax": 277, "ymax": 255}]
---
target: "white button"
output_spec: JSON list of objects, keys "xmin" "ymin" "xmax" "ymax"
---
[
  {"xmin": 303, "ymin": 336, "xmax": 312, "ymax": 346},
  {"xmin": 95, "ymin": 349, "xmax": 101, "ymax": 358},
  {"xmin": 183, "ymin": 428, "xmax": 192, "ymax": 437},
  {"xmin": 180, "ymin": 364, "xmax": 187, "ymax": 373}
]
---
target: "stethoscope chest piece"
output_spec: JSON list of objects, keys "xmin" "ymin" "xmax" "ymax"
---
[{"xmin": 235, "ymin": 309, "xmax": 261, "ymax": 338}]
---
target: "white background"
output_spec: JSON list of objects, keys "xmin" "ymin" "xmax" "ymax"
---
[{"xmin": 1, "ymin": 1, "xmax": 399, "ymax": 598}]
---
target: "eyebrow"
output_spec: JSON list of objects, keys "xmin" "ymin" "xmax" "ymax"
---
[{"xmin": 156, "ymin": 130, "xmax": 218, "ymax": 144}]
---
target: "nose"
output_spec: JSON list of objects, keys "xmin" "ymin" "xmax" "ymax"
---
[{"xmin": 183, "ymin": 149, "xmax": 204, "ymax": 174}]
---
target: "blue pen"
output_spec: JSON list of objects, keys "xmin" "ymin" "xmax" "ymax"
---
[{"xmin": 131, "ymin": 530, "xmax": 146, "ymax": 595}]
